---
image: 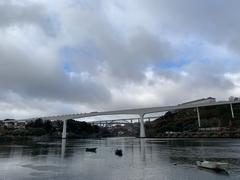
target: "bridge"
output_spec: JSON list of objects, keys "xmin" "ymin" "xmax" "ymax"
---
[
  {"xmin": 90, "ymin": 116, "xmax": 158, "ymax": 126},
  {"xmin": 19, "ymin": 99, "xmax": 240, "ymax": 138}
]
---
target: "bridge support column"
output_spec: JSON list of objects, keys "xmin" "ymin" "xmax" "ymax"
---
[
  {"xmin": 62, "ymin": 119, "xmax": 67, "ymax": 139},
  {"xmin": 196, "ymin": 107, "xmax": 201, "ymax": 128},
  {"xmin": 230, "ymin": 103, "xmax": 235, "ymax": 119},
  {"xmin": 139, "ymin": 114, "xmax": 146, "ymax": 138}
]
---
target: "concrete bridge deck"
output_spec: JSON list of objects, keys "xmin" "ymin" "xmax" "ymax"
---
[{"xmin": 18, "ymin": 100, "xmax": 240, "ymax": 138}]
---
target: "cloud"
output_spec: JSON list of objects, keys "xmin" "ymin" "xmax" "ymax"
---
[
  {"xmin": 0, "ymin": 0, "xmax": 240, "ymax": 119},
  {"xmin": 0, "ymin": 1, "xmax": 111, "ymax": 118},
  {"xmin": 56, "ymin": 2, "xmax": 174, "ymax": 82},
  {"xmin": 0, "ymin": 38, "xmax": 111, "ymax": 104},
  {"xmin": 0, "ymin": 1, "xmax": 53, "ymax": 33},
  {"xmin": 137, "ymin": 0, "xmax": 240, "ymax": 54}
]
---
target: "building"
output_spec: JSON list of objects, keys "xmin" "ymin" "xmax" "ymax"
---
[
  {"xmin": 0, "ymin": 119, "xmax": 27, "ymax": 129},
  {"xmin": 229, "ymin": 96, "xmax": 240, "ymax": 102},
  {"xmin": 180, "ymin": 97, "xmax": 216, "ymax": 106}
]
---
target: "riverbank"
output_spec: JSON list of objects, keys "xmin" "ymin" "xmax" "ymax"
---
[
  {"xmin": 2, "ymin": 129, "xmax": 240, "ymax": 140},
  {"xmin": 150, "ymin": 129, "xmax": 240, "ymax": 138},
  {"xmin": 0, "ymin": 119, "xmax": 112, "ymax": 140}
]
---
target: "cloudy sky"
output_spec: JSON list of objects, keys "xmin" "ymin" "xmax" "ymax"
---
[{"xmin": 1, "ymin": 0, "xmax": 240, "ymax": 119}]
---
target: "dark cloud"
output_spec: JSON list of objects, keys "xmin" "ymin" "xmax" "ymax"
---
[
  {"xmin": 0, "ymin": 36, "xmax": 111, "ymax": 107},
  {"xmin": 0, "ymin": 1, "xmax": 58, "ymax": 36}
]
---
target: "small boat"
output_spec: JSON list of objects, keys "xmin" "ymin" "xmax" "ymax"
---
[
  {"xmin": 196, "ymin": 161, "xmax": 229, "ymax": 171},
  {"xmin": 115, "ymin": 149, "xmax": 123, "ymax": 156},
  {"xmin": 86, "ymin": 148, "xmax": 97, "ymax": 152}
]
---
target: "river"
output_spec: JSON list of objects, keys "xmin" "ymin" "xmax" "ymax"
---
[{"xmin": 0, "ymin": 137, "xmax": 240, "ymax": 180}]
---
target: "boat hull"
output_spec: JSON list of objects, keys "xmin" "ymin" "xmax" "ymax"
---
[{"xmin": 196, "ymin": 161, "xmax": 228, "ymax": 171}]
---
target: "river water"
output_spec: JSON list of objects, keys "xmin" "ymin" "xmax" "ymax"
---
[{"xmin": 0, "ymin": 137, "xmax": 240, "ymax": 180}]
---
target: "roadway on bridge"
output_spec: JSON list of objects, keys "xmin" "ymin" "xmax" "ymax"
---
[{"xmin": 19, "ymin": 100, "xmax": 240, "ymax": 122}]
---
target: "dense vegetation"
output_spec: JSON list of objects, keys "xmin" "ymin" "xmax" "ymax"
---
[
  {"xmin": 0, "ymin": 119, "xmax": 111, "ymax": 138},
  {"xmin": 148, "ymin": 104, "xmax": 240, "ymax": 137}
]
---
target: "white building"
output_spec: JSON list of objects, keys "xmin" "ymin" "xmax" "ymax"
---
[{"xmin": 229, "ymin": 96, "xmax": 240, "ymax": 102}]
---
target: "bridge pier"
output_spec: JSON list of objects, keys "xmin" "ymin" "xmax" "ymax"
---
[
  {"xmin": 196, "ymin": 107, "xmax": 201, "ymax": 128},
  {"xmin": 139, "ymin": 114, "xmax": 146, "ymax": 138},
  {"xmin": 230, "ymin": 103, "xmax": 235, "ymax": 119},
  {"xmin": 62, "ymin": 119, "xmax": 67, "ymax": 139}
]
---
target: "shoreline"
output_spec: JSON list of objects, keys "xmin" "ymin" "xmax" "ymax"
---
[{"xmin": 1, "ymin": 132, "xmax": 240, "ymax": 142}]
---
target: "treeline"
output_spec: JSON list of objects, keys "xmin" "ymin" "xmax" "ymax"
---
[
  {"xmin": 148, "ymin": 104, "xmax": 240, "ymax": 137},
  {"xmin": 2, "ymin": 119, "xmax": 111, "ymax": 138}
]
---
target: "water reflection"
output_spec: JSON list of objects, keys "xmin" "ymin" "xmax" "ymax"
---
[
  {"xmin": 140, "ymin": 139, "xmax": 146, "ymax": 162},
  {"xmin": 0, "ymin": 138, "xmax": 240, "ymax": 180},
  {"xmin": 61, "ymin": 139, "xmax": 66, "ymax": 159}
]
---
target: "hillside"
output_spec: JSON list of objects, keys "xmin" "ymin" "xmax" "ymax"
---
[{"xmin": 148, "ymin": 103, "xmax": 240, "ymax": 137}]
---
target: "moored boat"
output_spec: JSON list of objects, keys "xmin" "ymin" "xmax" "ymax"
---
[
  {"xmin": 115, "ymin": 149, "xmax": 123, "ymax": 156},
  {"xmin": 196, "ymin": 161, "xmax": 229, "ymax": 171},
  {"xmin": 86, "ymin": 148, "xmax": 97, "ymax": 152}
]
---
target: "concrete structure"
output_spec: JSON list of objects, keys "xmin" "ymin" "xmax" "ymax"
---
[
  {"xmin": 18, "ymin": 98, "xmax": 240, "ymax": 138},
  {"xmin": 180, "ymin": 97, "xmax": 216, "ymax": 106},
  {"xmin": 62, "ymin": 119, "xmax": 67, "ymax": 139},
  {"xmin": 91, "ymin": 116, "xmax": 158, "ymax": 126},
  {"xmin": 196, "ymin": 107, "xmax": 201, "ymax": 128}
]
